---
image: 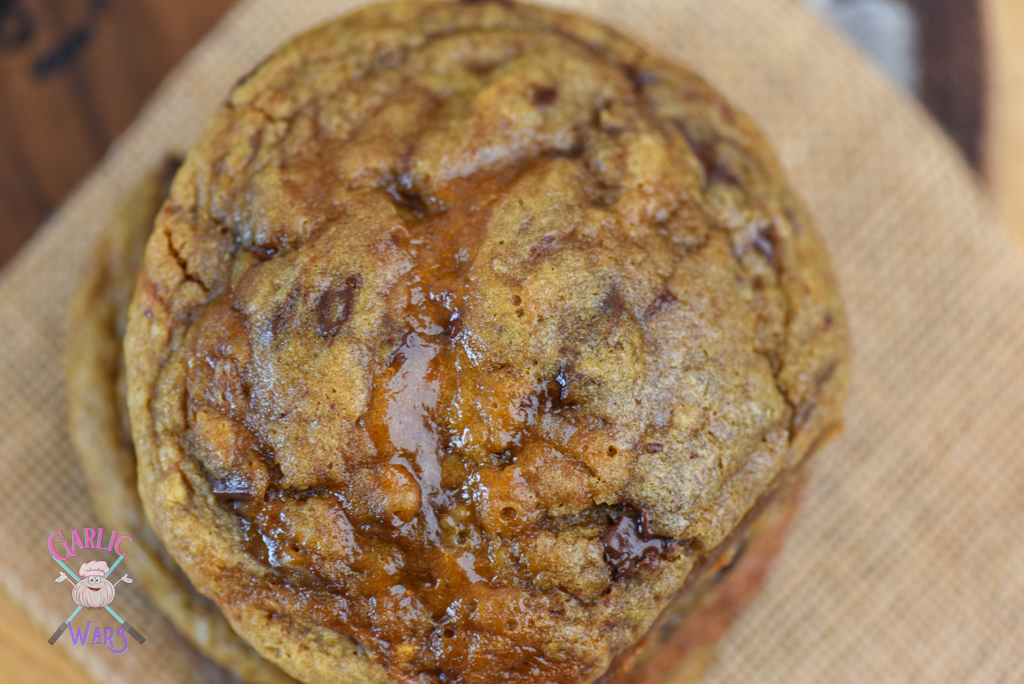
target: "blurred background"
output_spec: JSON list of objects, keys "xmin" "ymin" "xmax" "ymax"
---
[{"xmin": 1, "ymin": 0, "xmax": 1022, "ymax": 680}]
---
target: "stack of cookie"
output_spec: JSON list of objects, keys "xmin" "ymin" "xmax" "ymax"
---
[
  {"xmin": 66, "ymin": 156, "xmax": 300, "ymax": 684},
  {"xmin": 65, "ymin": 2, "xmax": 848, "ymax": 682}
]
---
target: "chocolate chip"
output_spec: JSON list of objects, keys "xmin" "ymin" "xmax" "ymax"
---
[
  {"xmin": 546, "ymin": 138, "xmax": 585, "ymax": 159},
  {"xmin": 385, "ymin": 181, "xmax": 428, "ymax": 216},
  {"xmin": 531, "ymin": 85, "xmax": 559, "ymax": 107},
  {"xmin": 553, "ymin": 361, "xmax": 590, "ymax": 407},
  {"xmin": 644, "ymin": 443, "xmax": 664, "ymax": 453},
  {"xmin": 536, "ymin": 366, "xmax": 582, "ymax": 411},
  {"xmin": 601, "ymin": 286, "xmax": 627, "ymax": 319},
  {"xmin": 555, "ymin": 372, "xmax": 573, "ymax": 404},
  {"xmin": 601, "ymin": 503, "xmax": 672, "ymax": 581},
  {"xmin": 539, "ymin": 379, "xmax": 567, "ymax": 412},
  {"xmin": 316, "ymin": 275, "xmax": 361, "ymax": 338},
  {"xmin": 751, "ymin": 222, "xmax": 782, "ymax": 272},
  {"xmin": 250, "ymin": 244, "xmax": 280, "ymax": 260},
  {"xmin": 794, "ymin": 360, "xmax": 839, "ymax": 432},
  {"xmin": 465, "ymin": 60, "xmax": 496, "ymax": 75},
  {"xmin": 529, "ymin": 233, "xmax": 557, "ymax": 260},
  {"xmin": 644, "ymin": 290, "xmax": 677, "ymax": 319},
  {"xmin": 674, "ymin": 121, "xmax": 743, "ymax": 188},
  {"xmin": 490, "ymin": 451, "xmax": 515, "ymax": 468},
  {"xmin": 208, "ymin": 474, "xmax": 254, "ymax": 501},
  {"xmin": 621, "ymin": 63, "xmax": 657, "ymax": 91},
  {"xmin": 446, "ymin": 315, "xmax": 464, "ymax": 339},
  {"xmin": 270, "ymin": 281, "xmax": 300, "ymax": 334}
]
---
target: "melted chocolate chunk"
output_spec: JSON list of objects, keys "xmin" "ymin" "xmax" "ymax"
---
[
  {"xmin": 385, "ymin": 182, "xmax": 428, "ymax": 216},
  {"xmin": 316, "ymin": 275, "xmax": 361, "ymax": 338},
  {"xmin": 538, "ymin": 378, "xmax": 569, "ymax": 412},
  {"xmin": 446, "ymin": 314, "xmax": 464, "ymax": 339},
  {"xmin": 531, "ymin": 85, "xmax": 559, "ymax": 107},
  {"xmin": 601, "ymin": 286, "xmax": 627, "ymax": 319},
  {"xmin": 528, "ymin": 233, "xmax": 558, "ymax": 260},
  {"xmin": 269, "ymin": 282, "xmax": 299, "ymax": 334},
  {"xmin": 601, "ymin": 503, "xmax": 672, "ymax": 581},
  {"xmin": 621, "ymin": 63, "xmax": 658, "ymax": 91},
  {"xmin": 554, "ymin": 363, "xmax": 583, "ymax": 405},
  {"xmin": 751, "ymin": 222, "xmax": 781, "ymax": 272},
  {"xmin": 250, "ymin": 244, "xmax": 280, "ymax": 261},
  {"xmin": 673, "ymin": 121, "xmax": 743, "ymax": 188},
  {"xmin": 209, "ymin": 474, "xmax": 255, "ymax": 501},
  {"xmin": 490, "ymin": 450, "xmax": 515, "ymax": 468}
]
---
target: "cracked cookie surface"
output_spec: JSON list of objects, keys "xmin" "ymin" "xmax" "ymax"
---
[
  {"xmin": 125, "ymin": 2, "xmax": 848, "ymax": 683},
  {"xmin": 66, "ymin": 159, "xmax": 299, "ymax": 684}
]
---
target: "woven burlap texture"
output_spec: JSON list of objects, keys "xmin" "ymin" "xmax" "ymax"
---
[{"xmin": 1, "ymin": 0, "xmax": 1021, "ymax": 682}]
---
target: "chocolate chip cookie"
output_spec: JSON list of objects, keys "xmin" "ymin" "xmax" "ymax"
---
[{"xmin": 125, "ymin": 2, "xmax": 848, "ymax": 682}]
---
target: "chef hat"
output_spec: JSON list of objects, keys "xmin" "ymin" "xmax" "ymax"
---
[{"xmin": 79, "ymin": 560, "xmax": 110, "ymax": 578}]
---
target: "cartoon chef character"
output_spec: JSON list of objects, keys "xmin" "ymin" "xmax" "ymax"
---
[{"xmin": 55, "ymin": 560, "xmax": 132, "ymax": 609}]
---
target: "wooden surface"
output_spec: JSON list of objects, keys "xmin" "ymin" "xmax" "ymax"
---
[
  {"xmin": 0, "ymin": 585, "xmax": 94, "ymax": 684},
  {"xmin": 0, "ymin": 0, "xmax": 235, "ymax": 264},
  {"xmin": 2, "ymin": 0, "xmax": 1024, "ymax": 681},
  {"xmin": 906, "ymin": 0, "xmax": 987, "ymax": 167}
]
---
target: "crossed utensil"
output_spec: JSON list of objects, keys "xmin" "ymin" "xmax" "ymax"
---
[{"xmin": 48, "ymin": 554, "xmax": 146, "ymax": 645}]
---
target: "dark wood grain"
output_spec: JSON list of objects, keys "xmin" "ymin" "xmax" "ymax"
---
[
  {"xmin": 907, "ymin": 0, "xmax": 987, "ymax": 168},
  {"xmin": 0, "ymin": 0, "xmax": 236, "ymax": 266}
]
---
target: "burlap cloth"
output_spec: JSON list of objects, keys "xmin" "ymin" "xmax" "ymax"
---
[{"xmin": 2, "ymin": 0, "xmax": 1022, "ymax": 682}]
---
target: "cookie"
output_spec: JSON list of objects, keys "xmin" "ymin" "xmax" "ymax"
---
[
  {"xmin": 65, "ymin": 164, "xmax": 802, "ymax": 684},
  {"xmin": 66, "ymin": 158, "xmax": 299, "ymax": 684},
  {"xmin": 66, "ymin": 161, "xmax": 803, "ymax": 684},
  {"xmin": 124, "ymin": 2, "xmax": 848, "ymax": 682}
]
